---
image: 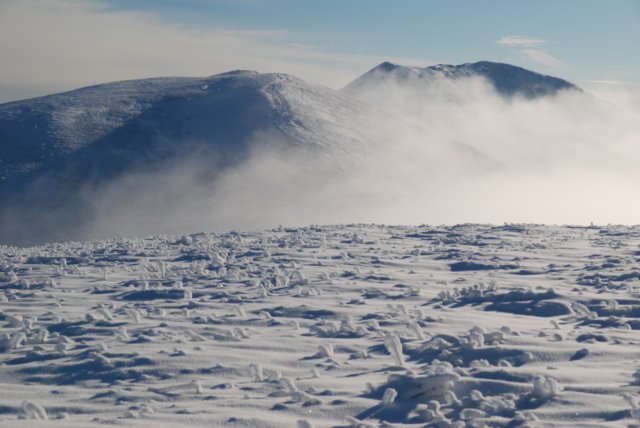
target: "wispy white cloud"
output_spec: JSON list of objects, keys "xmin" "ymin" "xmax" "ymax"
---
[
  {"xmin": 0, "ymin": 0, "xmax": 431, "ymax": 102},
  {"xmin": 496, "ymin": 35, "xmax": 562, "ymax": 68},
  {"xmin": 521, "ymin": 48, "xmax": 564, "ymax": 68},
  {"xmin": 496, "ymin": 36, "xmax": 547, "ymax": 47},
  {"xmin": 583, "ymin": 81, "xmax": 640, "ymax": 114},
  {"xmin": 586, "ymin": 80, "xmax": 625, "ymax": 85}
]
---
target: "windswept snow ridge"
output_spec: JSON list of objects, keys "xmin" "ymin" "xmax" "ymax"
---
[{"xmin": 2, "ymin": 224, "xmax": 640, "ymax": 426}]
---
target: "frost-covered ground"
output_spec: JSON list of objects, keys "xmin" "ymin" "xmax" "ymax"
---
[{"xmin": 2, "ymin": 224, "xmax": 640, "ymax": 427}]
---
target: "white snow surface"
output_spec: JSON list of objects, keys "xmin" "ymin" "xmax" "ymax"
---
[{"xmin": 2, "ymin": 224, "xmax": 640, "ymax": 426}]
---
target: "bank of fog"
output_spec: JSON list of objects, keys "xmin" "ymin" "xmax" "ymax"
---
[{"xmin": 88, "ymin": 76, "xmax": 640, "ymax": 238}]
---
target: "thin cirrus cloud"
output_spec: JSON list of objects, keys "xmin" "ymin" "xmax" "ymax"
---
[
  {"xmin": 521, "ymin": 48, "xmax": 564, "ymax": 68},
  {"xmin": 496, "ymin": 35, "xmax": 563, "ymax": 68},
  {"xmin": 496, "ymin": 36, "xmax": 548, "ymax": 47},
  {"xmin": 0, "ymin": 0, "xmax": 430, "ymax": 103}
]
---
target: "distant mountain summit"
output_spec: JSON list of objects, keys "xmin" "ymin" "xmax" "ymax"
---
[{"xmin": 343, "ymin": 61, "xmax": 580, "ymax": 99}]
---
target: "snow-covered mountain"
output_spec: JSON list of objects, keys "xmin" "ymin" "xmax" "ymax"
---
[
  {"xmin": 0, "ymin": 70, "xmax": 375, "ymax": 188},
  {"xmin": 3, "ymin": 64, "xmax": 640, "ymax": 428},
  {"xmin": 0, "ymin": 70, "xmax": 394, "ymax": 244},
  {"xmin": 0, "ymin": 62, "xmax": 610, "ymax": 245},
  {"xmin": 0, "ymin": 61, "xmax": 584, "ymax": 190},
  {"xmin": 0, "ymin": 61, "xmax": 581, "ymax": 190},
  {"xmin": 343, "ymin": 60, "xmax": 580, "ymax": 100}
]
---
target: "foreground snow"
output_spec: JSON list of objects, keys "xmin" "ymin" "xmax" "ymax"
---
[{"xmin": 1, "ymin": 224, "xmax": 640, "ymax": 427}]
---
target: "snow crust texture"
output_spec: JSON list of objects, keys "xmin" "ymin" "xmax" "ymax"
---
[{"xmin": 2, "ymin": 224, "xmax": 640, "ymax": 427}]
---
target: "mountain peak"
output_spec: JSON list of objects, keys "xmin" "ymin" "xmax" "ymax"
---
[
  {"xmin": 208, "ymin": 69, "xmax": 259, "ymax": 78},
  {"xmin": 345, "ymin": 60, "xmax": 580, "ymax": 99},
  {"xmin": 373, "ymin": 61, "xmax": 401, "ymax": 72}
]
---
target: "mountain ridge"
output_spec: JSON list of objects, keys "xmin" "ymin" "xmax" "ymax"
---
[
  {"xmin": 0, "ymin": 68, "xmax": 390, "ymax": 243},
  {"xmin": 0, "ymin": 70, "xmax": 371, "ymax": 187},
  {"xmin": 0, "ymin": 61, "xmax": 593, "ymax": 244}
]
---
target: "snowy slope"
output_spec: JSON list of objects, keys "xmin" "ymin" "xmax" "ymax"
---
[
  {"xmin": 2, "ymin": 224, "xmax": 640, "ymax": 427},
  {"xmin": 0, "ymin": 70, "xmax": 373, "ymax": 187}
]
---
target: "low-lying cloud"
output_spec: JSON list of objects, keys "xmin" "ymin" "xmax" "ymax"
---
[
  {"xmin": 80, "ymin": 75, "xmax": 640, "ymax": 241},
  {"xmin": 1, "ymin": 73, "xmax": 639, "ymax": 245},
  {"xmin": 497, "ymin": 35, "xmax": 563, "ymax": 68}
]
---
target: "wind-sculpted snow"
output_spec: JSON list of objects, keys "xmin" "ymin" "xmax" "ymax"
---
[{"xmin": 2, "ymin": 224, "xmax": 640, "ymax": 426}]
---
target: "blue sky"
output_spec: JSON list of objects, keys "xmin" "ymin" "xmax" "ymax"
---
[
  {"xmin": 101, "ymin": 0, "xmax": 640, "ymax": 83},
  {"xmin": 0, "ymin": 0, "xmax": 638, "ymax": 102}
]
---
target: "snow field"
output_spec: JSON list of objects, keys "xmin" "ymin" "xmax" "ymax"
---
[{"xmin": 1, "ymin": 224, "xmax": 640, "ymax": 426}]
